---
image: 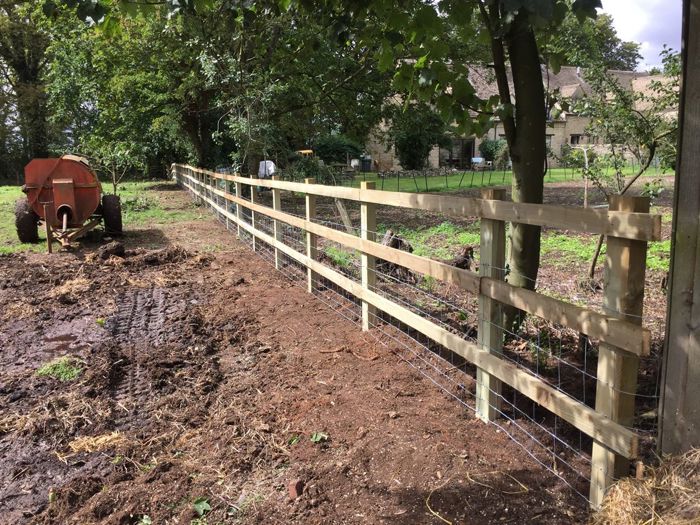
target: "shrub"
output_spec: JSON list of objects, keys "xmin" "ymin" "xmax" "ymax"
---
[
  {"xmin": 388, "ymin": 103, "xmax": 449, "ymax": 170},
  {"xmin": 478, "ymin": 138, "xmax": 506, "ymax": 162}
]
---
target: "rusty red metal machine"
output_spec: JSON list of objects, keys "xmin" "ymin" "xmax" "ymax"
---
[{"xmin": 15, "ymin": 155, "xmax": 122, "ymax": 251}]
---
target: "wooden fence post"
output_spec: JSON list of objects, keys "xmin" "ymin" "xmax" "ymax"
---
[
  {"xmin": 589, "ymin": 195, "xmax": 649, "ymax": 509},
  {"xmin": 250, "ymin": 177, "xmax": 258, "ymax": 252},
  {"xmin": 305, "ymin": 178, "xmax": 317, "ymax": 293},
  {"xmin": 234, "ymin": 181, "xmax": 242, "ymax": 238},
  {"xmin": 476, "ymin": 188, "xmax": 506, "ymax": 422},
  {"xmin": 272, "ymin": 176, "xmax": 282, "ymax": 269},
  {"xmin": 361, "ymin": 181, "xmax": 377, "ymax": 331}
]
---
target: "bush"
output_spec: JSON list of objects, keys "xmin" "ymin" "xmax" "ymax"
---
[
  {"xmin": 494, "ymin": 142, "xmax": 510, "ymax": 170},
  {"xmin": 388, "ymin": 103, "xmax": 449, "ymax": 170},
  {"xmin": 314, "ymin": 135, "xmax": 362, "ymax": 164},
  {"xmin": 478, "ymin": 138, "xmax": 506, "ymax": 162}
]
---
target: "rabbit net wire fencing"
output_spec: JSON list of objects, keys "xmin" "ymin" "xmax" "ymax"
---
[{"xmin": 173, "ymin": 164, "xmax": 662, "ymax": 510}]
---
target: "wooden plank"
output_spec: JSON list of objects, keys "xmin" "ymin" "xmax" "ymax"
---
[
  {"xmin": 361, "ymin": 181, "xmax": 377, "ymax": 331},
  {"xmin": 590, "ymin": 196, "xmax": 649, "ymax": 509},
  {"xmin": 477, "ymin": 188, "xmax": 506, "ymax": 422},
  {"xmin": 180, "ymin": 176, "xmax": 640, "ymax": 459},
  {"xmin": 305, "ymin": 178, "xmax": 318, "ymax": 294},
  {"xmin": 176, "ymin": 165, "xmax": 661, "ymax": 241},
  {"xmin": 660, "ymin": 0, "xmax": 700, "ymax": 456},
  {"xmin": 481, "ymin": 279, "xmax": 649, "ymax": 356},
  {"xmin": 272, "ymin": 176, "xmax": 282, "ymax": 270},
  {"xmin": 335, "ymin": 198, "xmax": 356, "ymax": 235},
  {"xmin": 180, "ymin": 170, "xmax": 649, "ymax": 355}
]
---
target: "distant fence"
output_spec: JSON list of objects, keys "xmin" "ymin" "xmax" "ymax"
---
[{"xmin": 172, "ymin": 163, "xmax": 661, "ymax": 509}]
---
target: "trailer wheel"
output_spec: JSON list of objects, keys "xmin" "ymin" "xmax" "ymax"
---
[
  {"xmin": 15, "ymin": 200, "xmax": 39, "ymax": 243},
  {"xmin": 102, "ymin": 194, "xmax": 123, "ymax": 235}
]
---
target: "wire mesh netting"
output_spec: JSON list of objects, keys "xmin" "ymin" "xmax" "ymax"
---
[{"xmin": 176, "ymin": 168, "xmax": 663, "ymax": 506}]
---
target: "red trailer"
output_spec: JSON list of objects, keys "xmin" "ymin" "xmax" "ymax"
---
[{"xmin": 15, "ymin": 155, "xmax": 122, "ymax": 251}]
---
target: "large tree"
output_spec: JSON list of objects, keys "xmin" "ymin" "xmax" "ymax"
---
[
  {"xmin": 0, "ymin": 2, "xmax": 50, "ymax": 161},
  {"xmin": 544, "ymin": 12, "xmax": 642, "ymax": 71},
  {"xmin": 52, "ymin": 0, "xmax": 601, "ymax": 309}
]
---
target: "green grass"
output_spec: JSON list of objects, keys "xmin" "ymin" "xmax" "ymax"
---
[
  {"xmin": 324, "ymin": 245, "xmax": 354, "ymax": 268},
  {"xmin": 381, "ymin": 220, "xmax": 480, "ymax": 260},
  {"xmin": 0, "ymin": 180, "xmax": 204, "ymax": 254},
  {"xmin": 541, "ymin": 233, "xmax": 670, "ymax": 272},
  {"xmin": 36, "ymin": 356, "xmax": 82, "ymax": 382},
  {"xmin": 345, "ymin": 166, "xmax": 669, "ymax": 193}
]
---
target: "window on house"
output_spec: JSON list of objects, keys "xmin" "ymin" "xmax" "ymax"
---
[
  {"xmin": 570, "ymin": 134, "xmax": 582, "ymax": 145},
  {"xmin": 546, "ymin": 135, "xmax": 554, "ymax": 148}
]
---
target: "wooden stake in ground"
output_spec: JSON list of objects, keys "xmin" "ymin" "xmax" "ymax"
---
[
  {"xmin": 272, "ymin": 176, "xmax": 282, "ymax": 269},
  {"xmin": 305, "ymin": 178, "xmax": 318, "ymax": 294},
  {"xmin": 590, "ymin": 195, "xmax": 649, "ymax": 509},
  {"xmin": 476, "ymin": 188, "xmax": 506, "ymax": 422},
  {"xmin": 361, "ymin": 181, "xmax": 377, "ymax": 331},
  {"xmin": 234, "ymin": 181, "xmax": 242, "ymax": 239},
  {"xmin": 250, "ymin": 176, "xmax": 258, "ymax": 252}
]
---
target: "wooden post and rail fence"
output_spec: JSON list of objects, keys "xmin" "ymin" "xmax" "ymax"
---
[{"xmin": 172, "ymin": 163, "xmax": 661, "ymax": 509}]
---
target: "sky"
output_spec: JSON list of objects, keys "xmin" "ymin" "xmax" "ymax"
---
[{"xmin": 601, "ymin": 0, "xmax": 682, "ymax": 70}]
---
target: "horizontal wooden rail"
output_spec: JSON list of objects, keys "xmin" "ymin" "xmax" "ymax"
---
[
  {"xmin": 179, "ymin": 169, "xmax": 650, "ymax": 356},
  {"xmin": 177, "ymin": 164, "xmax": 662, "ymax": 241},
  {"xmin": 178, "ymin": 171, "xmax": 639, "ymax": 459}
]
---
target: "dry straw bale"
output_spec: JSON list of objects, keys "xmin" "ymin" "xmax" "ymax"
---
[{"xmin": 592, "ymin": 449, "xmax": 700, "ymax": 525}]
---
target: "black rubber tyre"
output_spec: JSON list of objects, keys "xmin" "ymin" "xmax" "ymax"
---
[
  {"xmin": 102, "ymin": 194, "xmax": 123, "ymax": 235},
  {"xmin": 15, "ymin": 199, "xmax": 39, "ymax": 243}
]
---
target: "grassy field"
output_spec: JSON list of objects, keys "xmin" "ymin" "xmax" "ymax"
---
[
  {"xmin": 0, "ymin": 181, "xmax": 204, "ymax": 255},
  {"xmin": 342, "ymin": 166, "xmax": 671, "ymax": 193}
]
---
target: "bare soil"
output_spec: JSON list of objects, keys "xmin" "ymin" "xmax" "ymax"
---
[{"xmin": 0, "ymin": 185, "xmax": 590, "ymax": 524}]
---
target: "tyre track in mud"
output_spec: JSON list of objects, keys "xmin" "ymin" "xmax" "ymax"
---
[{"xmin": 107, "ymin": 287, "xmax": 171, "ymax": 429}]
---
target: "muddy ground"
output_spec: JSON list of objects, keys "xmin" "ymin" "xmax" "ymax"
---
[{"xmin": 1, "ymin": 184, "xmax": 602, "ymax": 524}]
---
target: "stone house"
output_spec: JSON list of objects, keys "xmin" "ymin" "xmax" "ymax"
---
[{"xmin": 366, "ymin": 66, "xmax": 660, "ymax": 171}]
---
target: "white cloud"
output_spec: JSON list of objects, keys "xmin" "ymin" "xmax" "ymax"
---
[{"xmin": 600, "ymin": 0, "xmax": 682, "ymax": 69}]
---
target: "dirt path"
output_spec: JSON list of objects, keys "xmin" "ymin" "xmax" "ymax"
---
[{"xmin": 0, "ymin": 185, "xmax": 587, "ymax": 524}]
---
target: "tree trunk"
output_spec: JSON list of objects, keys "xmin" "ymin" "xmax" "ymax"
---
[
  {"xmin": 502, "ymin": 12, "xmax": 547, "ymax": 328},
  {"xmin": 15, "ymin": 80, "xmax": 48, "ymax": 159}
]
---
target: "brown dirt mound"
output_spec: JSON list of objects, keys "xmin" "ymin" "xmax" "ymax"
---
[{"xmin": 592, "ymin": 449, "xmax": 700, "ymax": 524}]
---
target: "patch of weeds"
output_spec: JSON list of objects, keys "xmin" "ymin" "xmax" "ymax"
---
[
  {"xmin": 310, "ymin": 431, "xmax": 329, "ymax": 443},
  {"xmin": 202, "ymin": 243, "xmax": 225, "ymax": 252},
  {"xmin": 325, "ymin": 246, "xmax": 353, "ymax": 268},
  {"xmin": 379, "ymin": 221, "xmax": 479, "ymax": 260},
  {"xmin": 419, "ymin": 275, "xmax": 437, "ymax": 293},
  {"xmin": 36, "ymin": 357, "xmax": 82, "ymax": 382},
  {"xmin": 193, "ymin": 497, "xmax": 211, "ymax": 517},
  {"xmin": 137, "ymin": 516, "xmax": 153, "ymax": 525},
  {"xmin": 529, "ymin": 342, "xmax": 550, "ymax": 370},
  {"xmin": 139, "ymin": 460, "xmax": 157, "ymax": 472},
  {"xmin": 121, "ymin": 195, "xmax": 157, "ymax": 213},
  {"xmin": 647, "ymin": 240, "xmax": 671, "ymax": 272},
  {"xmin": 287, "ymin": 435, "xmax": 300, "ymax": 446},
  {"xmin": 540, "ymin": 234, "xmax": 606, "ymax": 265},
  {"xmin": 96, "ymin": 318, "xmax": 106, "ymax": 327}
]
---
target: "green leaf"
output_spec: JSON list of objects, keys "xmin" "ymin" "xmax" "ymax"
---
[
  {"xmin": 193, "ymin": 497, "xmax": 211, "ymax": 517},
  {"xmin": 310, "ymin": 432, "xmax": 328, "ymax": 443},
  {"xmin": 378, "ymin": 44, "xmax": 394, "ymax": 72},
  {"xmin": 414, "ymin": 53, "xmax": 429, "ymax": 69}
]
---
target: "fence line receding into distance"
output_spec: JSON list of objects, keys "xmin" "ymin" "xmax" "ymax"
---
[{"xmin": 171, "ymin": 163, "xmax": 661, "ymax": 510}]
